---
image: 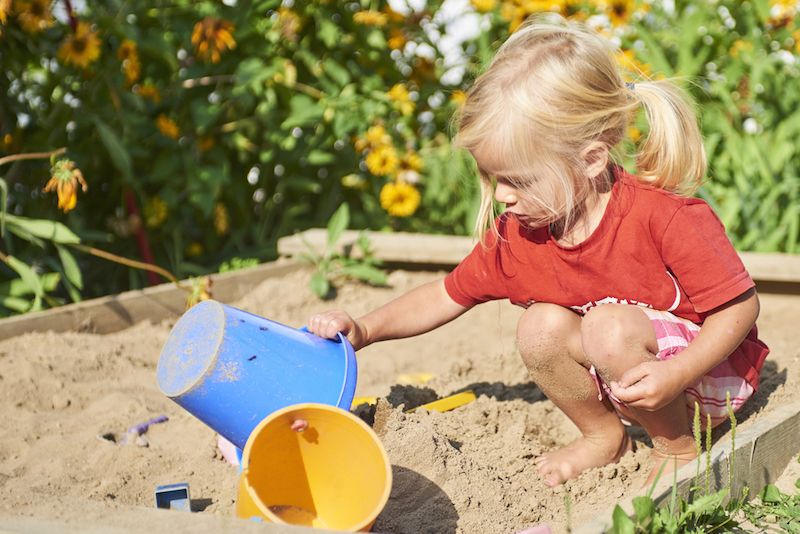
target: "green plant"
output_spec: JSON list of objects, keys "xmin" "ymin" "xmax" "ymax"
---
[
  {"xmin": 300, "ymin": 203, "xmax": 387, "ymax": 299},
  {"xmin": 743, "ymin": 463, "xmax": 800, "ymax": 532}
]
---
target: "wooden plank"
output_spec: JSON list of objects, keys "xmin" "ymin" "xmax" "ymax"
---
[
  {"xmin": 277, "ymin": 230, "xmax": 800, "ymax": 285},
  {"xmin": 574, "ymin": 402, "xmax": 800, "ymax": 533},
  {"xmin": 0, "ymin": 259, "xmax": 300, "ymax": 340}
]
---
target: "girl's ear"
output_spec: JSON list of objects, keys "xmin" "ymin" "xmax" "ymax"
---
[{"xmin": 580, "ymin": 142, "xmax": 609, "ymax": 179}]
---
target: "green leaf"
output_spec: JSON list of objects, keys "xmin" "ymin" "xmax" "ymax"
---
[
  {"xmin": 322, "ymin": 58, "xmax": 350, "ymax": 87},
  {"xmin": 632, "ymin": 496, "xmax": 656, "ymax": 525},
  {"xmin": 326, "ymin": 203, "xmax": 349, "ymax": 249},
  {"xmin": 318, "ymin": 19, "xmax": 342, "ymax": 49},
  {"xmin": 684, "ymin": 488, "xmax": 728, "ymax": 517},
  {"xmin": 0, "ymin": 272, "xmax": 59, "ymax": 297},
  {"xmin": 0, "ymin": 295, "xmax": 34, "ymax": 313},
  {"xmin": 281, "ymin": 94, "xmax": 325, "ymax": 130},
  {"xmin": 3, "ymin": 214, "xmax": 80, "ymax": 244},
  {"xmin": 94, "ymin": 118, "xmax": 133, "ymax": 181},
  {"xmin": 310, "ymin": 271, "xmax": 330, "ymax": 299},
  {"xmin": 611, "ymin": 505, "xmax": 635, "ymax": 534},
  {"xmin": 4, "ymin": 255, "xmax": 44, "ymax": 298},
  {"xmin": 338, "ymin": 263, "xmax": 387, "ymax": 285},
  {"xmin": 0, "ymin": 177, "xmax": 7, "ymax": 236},
  {"xmin": 760, "ymin": 484, "xmax": 784, "ymax": 504},
  {"xmin": 56, "ymin": 244, "xmax": 83, "ymax": 290},
  {"xmin": 307, "ymin": 150, "xmax": 336, "ymax": 165}
]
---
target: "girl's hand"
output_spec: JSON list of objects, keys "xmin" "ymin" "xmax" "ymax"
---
[
  {"xmin": 307, "ymin": 310, "xmax": 369, "ymax": 351},
  {"xmin": 608, "ymin": 359, "xmax": 688, "ymax": 411}
]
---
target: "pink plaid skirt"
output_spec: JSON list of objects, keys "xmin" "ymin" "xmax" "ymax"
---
[{"xmin": 590, "ymin": 308, "xmax": 754, "ymax": 428}]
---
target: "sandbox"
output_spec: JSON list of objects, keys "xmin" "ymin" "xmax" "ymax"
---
[{"xmin": 1, "ymin": 232, "xmax": 798, "ymax": 533}]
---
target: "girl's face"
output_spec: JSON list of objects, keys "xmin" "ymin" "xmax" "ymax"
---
[{"xmin": 493, "ymin": 176, "xmax": 564, "ymax": 229}]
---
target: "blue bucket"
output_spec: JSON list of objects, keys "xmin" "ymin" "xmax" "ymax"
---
[{"xmin": 156, "ymin": 300, "xmax": 357, "ymax": 450}]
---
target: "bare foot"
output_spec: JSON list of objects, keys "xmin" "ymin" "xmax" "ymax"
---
[
  {"xmin": 644, "ymin": 450, "xmax": 697, "ymax": 488},
  {"xmin": 533, "ymin": 430, "xmax": 632, "ymax": 487}
]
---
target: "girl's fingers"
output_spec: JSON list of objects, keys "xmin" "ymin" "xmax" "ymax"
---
[{"xmin": 618, "ymin": 363, "xmax": 650, "ymax": 388}]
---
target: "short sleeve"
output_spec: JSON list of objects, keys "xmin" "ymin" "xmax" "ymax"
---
[
  {"xmin": 660, "ymin": 200, "xmax": 754, "ymax": 313},
  {"xmin": 444, "ymin": 218, "xmax": 510, "ymax": 307}
]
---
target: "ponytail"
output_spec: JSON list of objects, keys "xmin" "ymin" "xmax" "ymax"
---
[{"xmin": 631, "ymin": 80, "xmax": 707, "ymax": 195}]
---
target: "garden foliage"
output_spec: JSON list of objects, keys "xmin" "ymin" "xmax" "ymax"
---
[{"xmin": 0, "ymin": 0, "xmax": 798, "ymax": 313}]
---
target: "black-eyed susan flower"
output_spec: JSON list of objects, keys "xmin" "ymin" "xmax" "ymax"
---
[
  {"xmin": 135, "ymin": 83, "xmax": 161, "ymax": 103},
  {"xmin": 451, "ymin": 90, "xmax": 467, "ymax": 106},
  {"xmin": 366, "ymin": 144, "xmax": 399, "ymax": 177},
  {"xmin": 58, "ymin": 21, "xmax": 101, "ymax": 68},
  {"xmin": 604, "ymin": 0, "xmax": 640, "ymax": 27},
  {"xmin": 156, "ymin": 114, "xmax": 180, "ymax": 140},
  {"xmin": 354, "ymin": 124, "xmax": 392, "ymax": 153},
  {"xmin": 398, "ymin": 150, "xmax": 424, "ymax": 184},
  {"xmin": 353, "ymin": 10, "xmax": 388, "ymax": 26},
  {"xmin": 43, "ymin": 159, "xmax": 88, "ymax": 213},
  {"xmin": 15, "ymin": 0, "xmax": 53, "ymax": 34},
  {"xmin": 387, "ymin": 83, "xmax": 415, "ymax": 116},
  {"xmin": 471, "ymin": 0, "xmax": 497, "ymax": 13},
  {"xmin": 191, "ymin": 17, "xmax": 236, "ymax": 64},
  {"xmin": 0, "ymin": 0, "xmax": 11, "ymax": 26},
  {"xmin": 143, "ymin": 197, "xmax": 168, "ymax": 228},
  {"xmin": 185, "ymin": 242, "xmax": 204, "ymax": 257},
  {"xmin": 214, "ymin": 203, "xmax": 229, "ymax": 235},
  {"xmin": 198, "ymin": 136, "xmax": 215, "ymax": 152},
  {"xmin": 117, "ymin": 39, "xmax": 141, "ymax": 86},
  {"xmin": 388, "ymin": 28, "xmax": 407, "ymax": 50},
  {"xmin": 615, "ymin": 49, "xmax": 650, "ymax": 79},
  {"xmin": 380, "ymin": 181, "xmax": 421, "ymax": 217},
  {"xmin": 278, "ymin": 8, "xmax": 301, "ymax": 42}
]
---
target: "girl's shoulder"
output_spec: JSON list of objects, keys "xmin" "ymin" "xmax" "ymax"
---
[{"xmin": 615, "ymin": 166, "xmax": 707, "ymax": 213}]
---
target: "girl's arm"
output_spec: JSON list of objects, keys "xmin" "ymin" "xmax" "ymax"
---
[
  {"xmin": 308, "ymin": 278, "xmax": 470, "ymax": 351},
  {"xmin": 610, "ymin": 288, "xmax": 760, "ymax": 410}
]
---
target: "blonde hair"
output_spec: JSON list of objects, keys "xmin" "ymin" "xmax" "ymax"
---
[{"xmin": 453, "ymin": 16, "xmax": 707, "ymax": 242}]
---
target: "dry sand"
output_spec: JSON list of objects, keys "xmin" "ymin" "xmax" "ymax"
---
[{"xmin": 0, "ymin": 266, "xmax": 798, "ymax": 533}]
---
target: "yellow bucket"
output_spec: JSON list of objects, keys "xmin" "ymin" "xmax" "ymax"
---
[{"xmin": 235, "ymin": 403, "xmax": 392, "ymax": 531}]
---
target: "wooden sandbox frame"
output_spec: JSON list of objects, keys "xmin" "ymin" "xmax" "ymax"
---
[{"xmin": 1, "ymin": 230, "xmax": 799, "ymax": 533}]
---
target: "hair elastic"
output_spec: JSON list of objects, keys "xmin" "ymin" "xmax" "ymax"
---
[{"xmin": 625, "ymin": 82, "xmax": 636, "ymax": 91}]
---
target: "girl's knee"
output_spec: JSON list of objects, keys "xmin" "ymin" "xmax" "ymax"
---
[
  {"xmin": 516, "ymin": 303, "xmax": 582, "ymax": 369},
  {"xmin": 581, "ymin": 304, "xmax": 657, "ymax": 366}
]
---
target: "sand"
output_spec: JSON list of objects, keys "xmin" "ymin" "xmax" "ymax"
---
[{"xmin": 0, "ymin": 266, "xmax": 798, "ymax": 533}]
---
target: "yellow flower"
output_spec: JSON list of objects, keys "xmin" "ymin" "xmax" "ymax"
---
[
  {"xmin": 144, "ymin": 197, "xmax": 168, "ymax": 228},
  {"xmin": 135, "ymin": 83, "xmax": 161, "ymax": 103},
  {"xmin": 471, "ymin": 0, "xmax": 497, "ymax": 12},
  {"xmin": 627, "ymin": 125, "xmax": 641, "ymax": 143},
  {"xmin": 185, "ymin": 242, "xmax": 204, "ymax": 257},
  {"xmin": 604, "ymin": 0, "xmax": 641, "ymax": 27},
  {"xmin": 451, "ymin": 90, "xmax": 467, "ymax": 106},
  {"xmin": 198, "ymin": 136, "xmax": 215, "ymax": 152},
  {"xmin": 366, "ymin": 144, "xmax": 399, "ymax": 176},
  {"xmin": 214, "ymin": 203, "xmax": 229, "ymax": 235},
  {"xmin": 388, "ymin": 28, "xmax": 407, "ymax": 50},
  {"xmin": 278, "ymin": 8, "xmax": 301, "ymax": 42},
  {"xmin": 380, "ymin": 181, "xmax": 421, "ymax": 217},
  {"xmin": 353, "ymin": 10, "xmax": 388, "ymax": 26},
  {"xmin": 730, "ymin": 39, "xmax": 753, "ymax": 58},
  {"xmin": 383, "ymin": 6, "xmax": 405, "ymax": 23},
  {"xmin": 117, "ymin": 39, "xmax": 141, "ymax": 85},
  {"xmin": 403, "ymin": 150, "xmax": 424, "ymax": 172},
  {"xmin": 15, "ymin": 0, "xmax": 53, "ymax": 33},
  {"xmin": 355, "ymin": 124, "xmax": 392, "ymax": 152},
  {"xmin": 0, "ymin": 0, "xmax": 11, "ymax": 26},
  {"xmin": 57, "ymin": 21, "xmax": 101, "ymax": 69},
  {"xmin": 43, "ymin": 159, "xmax": 88, "ymax": 213},
  {"xmin": 156, "ymin": 114, "xmax": 180, "ymax": 140},
  {"xmin": 615, "ymin": 49, "xmax": 650, "ymax": 79},
  {"xmin": 341, "ymin": 173, "xmax": 368, "ymax": 189},
  {"xmin": 191, "ymin": 17, "xmax": 236, "ymax": 64},
  {"xmin": 387, "ymin": 83, "xmax": 415, "ymax": 116}
]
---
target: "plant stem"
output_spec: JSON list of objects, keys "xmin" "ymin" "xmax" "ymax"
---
[
  {"xmin": 0, "ymin": 148, "xmax": 66, "ymax": 167},
  {"xmin": 70, "ymin": 243, "xmax": 190, "ymax": 291}
]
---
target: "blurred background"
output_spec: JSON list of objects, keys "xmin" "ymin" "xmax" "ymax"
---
[{"xmin": 0, "ymin": 0, "xmax": 798, "ymax": 313}]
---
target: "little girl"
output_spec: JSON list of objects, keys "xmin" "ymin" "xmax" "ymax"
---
[{"xmin": 308, "ymin": 16, "xmax": 769, "ymax": 487}]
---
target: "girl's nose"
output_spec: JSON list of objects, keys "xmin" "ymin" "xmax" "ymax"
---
[{"xmin": 494, "ymin": 181, "xmax": 517, "ymax": 205}]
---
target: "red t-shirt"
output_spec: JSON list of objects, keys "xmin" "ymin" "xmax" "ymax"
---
[{"xmin": 444, "ymin": 167, "xmax": 769, "ymax": 389}]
